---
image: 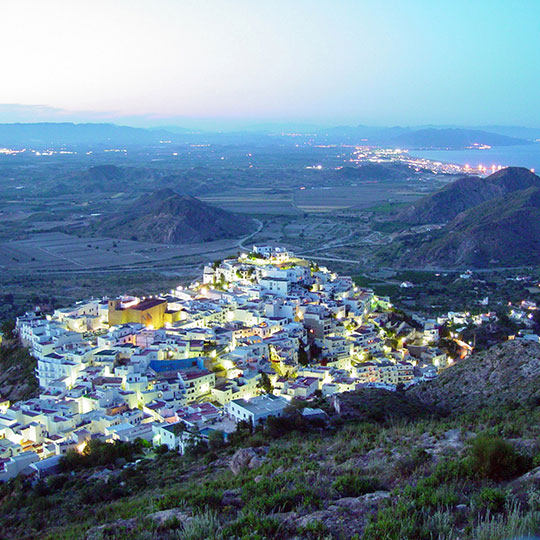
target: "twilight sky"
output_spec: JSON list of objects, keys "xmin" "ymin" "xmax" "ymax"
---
[{"xmin": 1, "ymin": 0, "xmax": 539, "ymax": 128}]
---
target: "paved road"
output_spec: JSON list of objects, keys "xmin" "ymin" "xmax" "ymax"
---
[{"xmin": 238, "ymin": 218, "xmax": 263, "ymax": 250}]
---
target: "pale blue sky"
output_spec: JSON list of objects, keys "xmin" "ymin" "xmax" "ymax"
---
[{"xmin": 1, "ymin": 0, "xmax": 539, "ymax": 127}]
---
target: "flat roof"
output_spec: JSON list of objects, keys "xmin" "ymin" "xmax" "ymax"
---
[
  {"xmin": 231, "ymin": 394, "xmax": 288, "ymax": 416},
  {"xmin": 130, "ymin": 299, "xmax": 166, "ymax": 311}
]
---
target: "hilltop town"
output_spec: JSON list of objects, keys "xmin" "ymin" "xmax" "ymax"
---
[{"xmin": 0, "ymin": 246, "xmax": 464, "ymax": 479}]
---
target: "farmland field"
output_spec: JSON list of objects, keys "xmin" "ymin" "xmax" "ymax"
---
[
  {"xmin": 0, "ymin": 232, "xmax": 243, "ymax": 272},
  {"xmin": 200, "ymin": 188, "xmax": 300, "ymax": 215},
  {"xmin": 293, "ymin": 184, "xmax": 423, "ymax": 212}
]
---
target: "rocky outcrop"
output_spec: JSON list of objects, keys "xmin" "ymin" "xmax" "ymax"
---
[
  {"xmin": 85, "ymin": 519, "xmax": 137, "ymax": 540},
  {"xmin": 229, "ymin": 447, "xmax": 267, "ymax": 475},
  {"xmin": 146, "ymin": 508, "xmax": 192, "ymax": 526}
]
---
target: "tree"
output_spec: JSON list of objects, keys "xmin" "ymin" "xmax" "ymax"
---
[
  {"xmin": 438, "ymin": 324, "xmax": 451, "ymax": 339},
  {"xmin": 0, "ymin": 319, "xmax": 15, "ymax": 338},
  {"xmin": 532, "ymin": 309, "xmax": 540, "ymax": 333},
  {"xmin": 258, "ymin": 372, "xmax": 273, "ymax": 394},
  {"xmin": 298, "ymin": 346, "xmax": 309, "ymax": 366},
  {"xmin": 309, "ymin": 343, "xmax": 322, "ymax": 361},
  {"xmin": 208, "ymin": 429, "xmax": 225, "ymax": 450}
]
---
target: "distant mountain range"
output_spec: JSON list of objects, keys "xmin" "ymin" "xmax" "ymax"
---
[
  {"xmin": 390, "ymin": 128, "xmax": 529, "ymax": 149},
  {"xmin": 0, "ymin": 122, "xmax": 174, "ymax": 146},
  {"xmin": 94, "ymin": 188, "xmax": 256, "ymax": 244},
  {"xmin": 380, "ymin": 167, "xmax": 540, "ymax": 268},
  {"xmin": 318, "ymin": 125, "xmax": 534, "ymax": 149},
  {"xmin": 0, "ymin": 122, "xmax": 537, "ymax": 149}
]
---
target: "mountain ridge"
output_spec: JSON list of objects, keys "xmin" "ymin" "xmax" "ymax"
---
[{"xmin": 397, "ymin": 166, "xmax": 540, "ymax": 224}]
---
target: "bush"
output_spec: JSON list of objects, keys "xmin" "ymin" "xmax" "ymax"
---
[
  {"xmin": 59, "ymin": 439, "xmax": 142, "ymax": 471},
  {"xmin": 221, "ymin": 511, "xmax": 282, "ymax": 539},
  {"xmin": 469, "ymin": 435, "xmax": 531, "ymax": 481},
  {"xmin": 332, "ymin": 474, "xmax": 382, "ymax": 497},
  {"xmin": 475, "ymin": 487, "xmax": 507, "ymax": 513},
  {"xmin": 208, "ymin": 430, "xmax": 225, "ymax": 450},
  {"xmin": 243, "ymin": 475, "xmax": 321, "ymax": 513},
  {"xmin": 395, "ymin": 447, "xmax": 431, "ymax": 477}
]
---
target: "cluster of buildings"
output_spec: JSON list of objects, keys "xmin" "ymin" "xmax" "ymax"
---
[
  {"xmin": 348, "ymin": 145, "xmax": 509, "ymax": 177},
  {"xmin": 0, "ymin": 246, "xmax": 449, "ymax": 480}
]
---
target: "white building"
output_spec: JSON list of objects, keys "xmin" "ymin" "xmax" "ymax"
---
[{"xmin": 225, "ymin": 394, "xmax": 288, "ymax": 424}]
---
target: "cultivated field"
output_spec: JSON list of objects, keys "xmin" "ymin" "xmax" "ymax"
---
[
  {"xmin": 200, "ymin": 188, "xmax": 300, "ymax": 215},
  {"xmin": 0, "ymin": 232, "xmax": 243, "ymax": 272},
  {"xmin": 293, "ymin": 184, "xmax": 422, "ymax": 212}
]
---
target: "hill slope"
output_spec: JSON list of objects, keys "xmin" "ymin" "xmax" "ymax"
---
[
  {"xmin": 385, "ymin": 184, "xmax": 540, "ymax": 267},
  {"xmin": 0, "ymin": 342, "xmax": 38, "ymax": 402},
  {"xmin": 95, "ymin": 188, "xmax": 256, "ymax": 244},
  {"xmin": 397, "ymin": 167, "xmax": 540, "ymax": 224},
  {"xmin": 48, "ymin": 165, "xmax": 162, "ymax": 195},
  {"xmin": 411, "ymin": 340, "xmax": 540, "ymax": 412},
  {"xmin": 334, "ymin": 163, "xmax": 416, "ymax": 182}
]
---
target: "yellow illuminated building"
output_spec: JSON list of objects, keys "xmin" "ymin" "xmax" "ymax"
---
[{"xmin": 108, "ymin": 298, "xmax": 168, "ymax": 329}]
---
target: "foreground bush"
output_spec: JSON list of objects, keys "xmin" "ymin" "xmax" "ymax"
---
[
  {"xmin": 469, "ymin": 435, "xmax": 531, "ymax": 481},
  {"xmin": 332, "ymin": 474, "xmax": 382, "ymax": 497}
]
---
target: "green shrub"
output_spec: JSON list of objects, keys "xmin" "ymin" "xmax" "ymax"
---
[
  {"xmin": 363, "ymin": 498, "xmax": 430, "ymax": 540},
  {"xmin": 469, "ymin": 435, "xmax": 531, "ymax": 481},
  {"xmin": 395, "ymin": 447, "xmax": 431, "ymax": 477},
  {"xmin": 242, "ymin": 475, "xmax": 321, "ymax": 513},
  {"xmin": 332, "ymin": 474, "xmax": 382, "ymax": 497},
  {"xmin": 430, "ymin": 457, "xmax": 471, "ymax": 482},
  {"xmin": 297, "ymin": 520, "xmax": 329, "ymax": 539},
  {"xmin": 475, "ymin": 487, "xmax": 507, "ymax": 513},
  {"xmin": 221, "ymin": 510, "xmax": 282, "ymax": 539},
  {"xmin": 404, "ymin": 481, "xmax": 459, "ymax": 509},
  {"xmin": 177, "ymin": 510, "xmax": 223, "ymax": 540}
]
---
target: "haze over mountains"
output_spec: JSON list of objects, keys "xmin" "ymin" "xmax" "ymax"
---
[
  {"xmin": 0, "ymin": 122, "xmax": 536, "ymax": 149},
  {"xmin": 382, "ymin": 167, "xmax": 540, "ymax": 268}
]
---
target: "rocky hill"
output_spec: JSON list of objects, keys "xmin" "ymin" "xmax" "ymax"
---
[
  {"xmin": 411, "ymin": 340, "xmax": 540, "ymax": 412},
  {"xmin": 378, "ymin": 167, "xmax": 540, "ymax": 267},
  {"xmin": 397, "ymin": 167, "xmax": 540, "ymax": 224},
  {"xmin": 414, "ymin": 186, "xmax": 540, "ymax": 266},
  {"xmin": 94, "ymin": 188, "xmax": 256, "ymax": 244},
  {"xmin": 385, "ymin": 185, "xmax": 540, "ymax": 267},
  {"xmin": 334, "ymin": 163, "xmax": 417, "ymax": 182}
]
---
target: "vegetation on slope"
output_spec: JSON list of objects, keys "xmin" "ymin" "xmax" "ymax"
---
[
  {"xmin": 0, "ymin": 322, "xmax": 38, "ymax": 402},
  {"xmin": 411, "ymin": 340, "xmax": 540, "ymax": 413}
]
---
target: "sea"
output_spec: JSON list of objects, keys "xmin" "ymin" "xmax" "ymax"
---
[{"xmin": 410, "ymin": 143, "xmax": 540, "ymax": 173}]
